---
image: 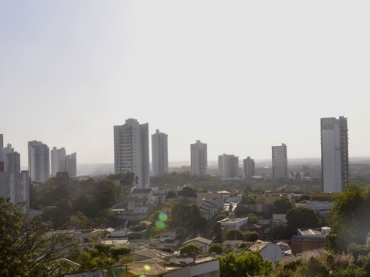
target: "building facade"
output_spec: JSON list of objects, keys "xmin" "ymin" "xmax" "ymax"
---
[
  {"xmin": 272, "ymin": 143, "xmax": 288, "ymax": 181},
  {"xmin": 28, "ymin": 140, "xmax": 50, "ymax": 183},
  {"xmin": 66, "ymin": 153, "xmax": 77, "ymax": 178},
  {"xmin": 218, "ymin": 154, "xmax": 239, "ymax": 178},
  {"xmin": 114, "ymin": 118, "xmax": 150, "ymax": 188},
  {"xmin": 243, "ymin": 156, "xmax": 255, "ymax": 178},
  {"xmin": 190, "ymin": 140, "xmax": 207, "ymax": 175},
  {"xmin": 51, "ymin": 147, "xmax": 66, "ymax": 176},
  {"xmin": 151, "ymin": 129, "xmax": 168, "ymax": 176},
  {"xmin": 321, "ymin": 116, "xmax": 349, "ymax": 192},
  {"xmin": 0, "ymin": 136, "xmax": 29, "ymax": 205}
]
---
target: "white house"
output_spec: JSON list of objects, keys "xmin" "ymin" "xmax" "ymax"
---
[
  {"xmin": 249, "ymin": 240, "xmax": 284, "ymax": 266},
  {"xmin": 218, "ymin": 217, "xmax": 249, "ymax": 231}
]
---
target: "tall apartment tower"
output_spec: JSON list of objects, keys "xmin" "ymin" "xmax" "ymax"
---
[
  {"xmin": 0, "ymin": 134, "xmax": 3, "ymax": 149},
  {"xmin": 272, "ymin": 143, "xmax": 288, "ymax": 181},
  {"xmin": 0, "ymin": 136, "xmax": 29, "ymax": 205},
  {"xmin": 321, "ymin": 116, "xmax": 349, "ymax": 192},
  {"xmin": 28, "ymin": 141, "xmax": 50, "ymax": 183},
  {"xmin": 152, "ymin": 129, "xmax": 168, "ymax": 176},
  {"xmin": 114, "ymin": 118, "xmax": 150, "ymax": 188},
  {"xmin": 243, "ymin": 156, "xmax": 255, "ymax": 178},
  {"xmin": 190, "ymin": 140, "xmax": 207, "ymax": 175},
  {"xmin": 66, "ymin": 153, "xmax": 77, "ymax": 178},
  {"xmin": 51, "ymin": 147, "xmax": 66, "ymax": 176},
  {"xmin": 218, "ymin": 154, "xmax": 239, "ymax": 178}
]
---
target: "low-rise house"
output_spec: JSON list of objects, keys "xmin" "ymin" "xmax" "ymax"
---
[
  {"xmin": 290, "ymin": 227, "xmax": 330, "ymax": 255},
  {"xmin": 182, "ymin": 237, "xmax": 213, "ymax": 253},
  {"xmin": 240, "ymin": 223, "xmax": 265, "ymax": 240},
  {"xmin": 152, "ymin": 187, "xmax": 167, "ymax": 203},
  {"xmin": 198, "ymin": 192, "xmax": 224, "ymax": 210},
  {"xmin": 218, "ymin": 217, "xmax": 249, "ymax": 231},
  {"xmin": 249, "ymin": 240, "xmax": 284, "ymax": 266},
  {"xmin": 121, "ymin": 188, "xmax": 154, "ymax": 221}
]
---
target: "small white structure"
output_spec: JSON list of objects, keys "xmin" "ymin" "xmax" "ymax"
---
[
  {"xmin": 249, "ymin": 240, "xmax": 284, "ymax": 266},
  {"xmin": 218, "ymin": 217, "xmax": 248, "ymax": 231}
]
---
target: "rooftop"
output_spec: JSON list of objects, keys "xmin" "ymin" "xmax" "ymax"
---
[{"xmin": 183, "ymin": 236, "xmax": 212, "ymax": 246}]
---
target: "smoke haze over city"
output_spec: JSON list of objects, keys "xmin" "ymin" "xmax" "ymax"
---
[{"xmin": 2, "ymin": 1, "xmax": 370, "ymax": 167}]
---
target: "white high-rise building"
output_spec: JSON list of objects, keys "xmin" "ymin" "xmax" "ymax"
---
[
  {"xmin": 51, "ymin": 147, "xmax": 66, "ymax": 176},
  {"xmin": 218, "ymin": 154, "xmax": 239, "ymax": 178},
  {"xmin": 243, "ymin": 156, "xmax": 255, "ymax": 178},
  {"xmin": 114, "ymin": 118, "xmax": 150, "ymax": 188},
  {"xmin": 152, "ymin": 129, "xmax": 168, "ymax": 176},
  {"xmin": 66, "ymin": 153, "xmax": 77, "ymax": 178},
  {"xmin": 28, "ymin": 140, "xmax": 50, "ymax": 183},
  {"xmin": 0, "ymin": 135, "xmax": 29, "ymax": 205},
  {"xmin": 272, "ymin": 143, "xmax": 288, "ymax": 181},
  {"xmin": 190, "ymin": 140, "xmax": 207, "ymax": 175},
  {"xmin": 321, "ymin": 116, "xmax": 349, "ymax": 192}
]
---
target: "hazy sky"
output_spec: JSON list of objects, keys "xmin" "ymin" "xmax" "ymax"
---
[{"xmin": 2, "ymin": 1, "xmax": 370, "ymax": 166}]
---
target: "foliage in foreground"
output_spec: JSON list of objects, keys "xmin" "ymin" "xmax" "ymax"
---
[
  {"xmin": 218, "ymin": 251, "xmax": 273, "ymax": 277},
  {"xmin": 271, "ymin": 251, "xmax": 370, "ymax": 277},
  {"xmin": 0, "ymin": 198, "xmax": 76, "ymax": 277},
  {"xmin": 327, "ymin": 185, "xmax": 370, "ymax": 253}
]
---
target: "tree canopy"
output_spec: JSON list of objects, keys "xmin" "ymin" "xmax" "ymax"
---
[
  {"xmin": 225, "ymin": 229, "xmax": 246, "ymax": 241},
  {"xmin": 0, "ymin": 197, "xmax": 76, "ymax": 276},
  {"xmin": 179, "ymin": 243, "xmax": 202, "ymax": 257},
  {"xmin": 273, "ymin": 197, "xmax": 292, "ymax": 214},
  {"xmin": 286, "ymin": 207, "xmax": 324, "ymax": 236},
  {"xmin": 218, "ymin": 251, "xmax": 272, "ymax": 277},
  {"xmin": 327, "ymin": 185, "xmax": 370, "ymax": 253}
]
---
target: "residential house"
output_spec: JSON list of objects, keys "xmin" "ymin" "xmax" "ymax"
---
[
  {"xmin": 249, "ymin": 240, "xmax": 284, "ymax": 266},
  {"xmin": 182, "ymin": 237, "xmax": 213, "ymax": 253},
  {"xmin": 290, "ymin": 227, "xmax": 330, "ymax": 255}
]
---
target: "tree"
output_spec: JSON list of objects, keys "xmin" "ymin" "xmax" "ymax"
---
[
  {"xmin": 327, "ymin": 185, "xmax": 370, "ymax": 253},
  {"xmin": 179, "ymin": 243, "xmax": 202, "ymax": 256},
  {"xmin": 179, "ymin": 186, "xmax": 197, "ymax": 198},
  {"xmin": 246, "ymin": 232, "xmax": 259, "ymax": 242},
  {"xmin": 218, "ymin": 251, "xmax": 272, "ymax": 277},
  {"xmin": 208, "ymin": 244, "xmax": 224, "ymax": 255},
  {"xmin": 274, "ymin": 197, "xmax": 292, "ymax": 214},
  {"xmin": 286, "ymin": 207, "xmax": 323, "ymax": 236},
  {"xmin": 225, "ymin": 229, "xmax": 246, "ymax": 240},
  {"xmin": 0, "ymin": 197, "xmax": 77, "ymax": 277},
  {"xmin": 166, "ymin": 190, "xmax": 177, "ymax": 199}
]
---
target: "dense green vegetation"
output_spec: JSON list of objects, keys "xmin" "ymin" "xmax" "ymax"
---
[
  {"xmin": 31, "ymin": 172, "xmax": 131, "ymax": 228},
  {"xmin": 0, "ymin": 197, "xmax": 76, "ymax": 276}
]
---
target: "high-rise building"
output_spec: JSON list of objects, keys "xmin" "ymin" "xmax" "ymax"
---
[
  {"xmin": 321, "ymin": 116, "xmax": 349, "ymax": 192},
  {"xmin": 51, "ymin": 147, "xmax": 66, "ymax": 176},
  {"xmin": 152, "ymin": 129, "xmax": 168, "ymax": 176},
  {"xmin": 114, "ymin": 118, "xmax": 150, "ymax": 188},
  {"xmin": 0, "ymin": 134, "xmax": 3, "ymax": 149},
  {"xmin": 243, "ymin": 156, "xmax": 255, "ymax": 178},
  {"xmin": 0, "ymin": 135, "xmax": 29, "ymax": 205},
  {"xmin": 272, "ymin": 143, "xmax": 288, "ymax": 181},
  {"xmin": 28, "ymin": 140, "xmax": 50, "ymax": 183},
  {"xmin": 66, "ymin": 153, "xmax": 77, "ymax": 178},
  {"xmin": 190, "ymin": 140, "xmax": 207, "ymax": 175},
  {"xmin": 218, "ymin": 154, "xmax": 239, "ymax": 178}
]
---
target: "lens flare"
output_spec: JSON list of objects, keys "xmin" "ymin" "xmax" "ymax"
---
[
  {"xmin": 158, "ymin": 212, "xmax": 168, "ymax": 221},
  {"xmin": 144, "ymin": 264, "xmax": 151, "ymax": 271},
  {"xmin": 156, "ymin": 220, "xmax": 166, "ymax": 229}
]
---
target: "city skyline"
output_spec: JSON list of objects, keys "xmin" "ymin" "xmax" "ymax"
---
[{"xmin": 2, "ymin": 1, "xmax": 370, "ymax": 166}]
